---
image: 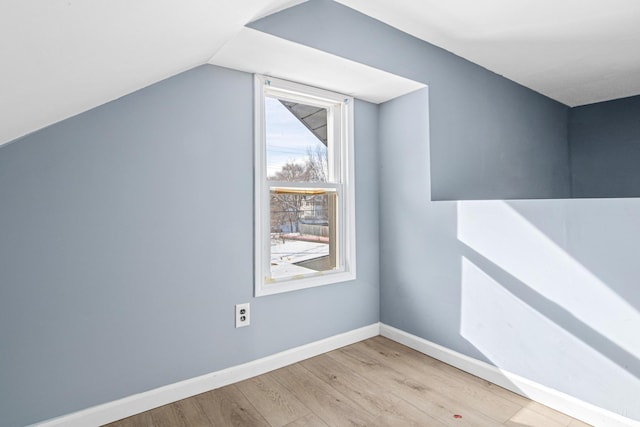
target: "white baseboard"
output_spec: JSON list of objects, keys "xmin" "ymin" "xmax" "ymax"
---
[
  {"xmin": 33, "ymin": 322, "xmax": 639, "ymax": 427},
  {"xmin": 380, "ymin": 323, "xmax": 640, "ymax": 427},
  {"xmin": 33, "ymin": 323, "xmax": 380, "ymax": 427}
]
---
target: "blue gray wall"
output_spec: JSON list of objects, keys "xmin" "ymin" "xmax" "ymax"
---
[
  {"xmin": 250, "ymin": 0, "xmax": 571, "ymax": 201},
  {"xmin": 0, "ymin": 64, "xmax": 380, "ymax": 426},
  {"xmin": 3, "ymin": 0, "xmax": 639, "ymax": 425},
  {"xmin": 570, "ymin": 94, "xmax": 640, "ymax": 198},
  {"xmin": 255, "ymin": 0, "xmax": 640, "ymax": 421},
  {"xmin": 379, "ymin": 91, "xmax": 640, "ymax": 421}
]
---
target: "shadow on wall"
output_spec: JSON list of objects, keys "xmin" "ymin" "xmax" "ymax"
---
[
  {"xmin": 457, "ymin": 200, "xmax": 640, "ymax": 419},
  {"xmin": 378, "ymin": 85, "xmax": 639, "ymax": 422}
]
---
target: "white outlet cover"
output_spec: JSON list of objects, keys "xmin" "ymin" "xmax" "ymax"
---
[{"xmin": 235, "ymin": 303, "xmax": 250, "ymax": 328}]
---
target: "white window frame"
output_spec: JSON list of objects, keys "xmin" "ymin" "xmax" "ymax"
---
[{"xmin": 254, "ymin": 75, "xmax": 356, "ymax": 297}]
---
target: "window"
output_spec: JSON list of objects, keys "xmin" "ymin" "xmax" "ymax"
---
[{"xmin": 254, "ymin": 75, "xmax": 356, "ymax": 296}]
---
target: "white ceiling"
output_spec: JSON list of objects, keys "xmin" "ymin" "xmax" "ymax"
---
[
  {"xmin": 208, "ymin": 28, "xmax": 424, "ymax": 104},
  {"xmin": 2, "ymin": 0, "xmax": 640, "ymax": 146},
  {"xmin": 336, "ymin": 0, "xmax": 640, "ymax": 107},
  {"xmin": 0, "ymin": 0, "xmax": 302, "ymax": 146}
]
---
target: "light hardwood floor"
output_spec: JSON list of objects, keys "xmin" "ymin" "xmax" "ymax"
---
[{"xmin": 104, "ymin": 336, "xmax": 592, "ymax": 427}]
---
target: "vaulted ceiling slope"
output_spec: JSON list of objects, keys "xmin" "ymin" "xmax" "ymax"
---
[
  {"xmin": 0, "ymin": 0, "xmax": 305, "ymax": 146},
  {"xmin": 3, "ymin": 0, "xmax": 640, "ymax": 146}
]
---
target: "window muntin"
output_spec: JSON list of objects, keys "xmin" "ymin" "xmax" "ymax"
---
[{"xmin": 255, "ymin": 75, "xmax": 355, "ymax": 296}]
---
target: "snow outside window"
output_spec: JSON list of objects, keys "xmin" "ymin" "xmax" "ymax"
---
[{"xmin": 254, "ymin": 75, "xmax": 356, "ymax": 296}]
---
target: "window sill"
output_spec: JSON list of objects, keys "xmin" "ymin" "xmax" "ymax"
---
[{"xmin": 255, "ymin": 270, "xmax": 356, "ymax": 297}]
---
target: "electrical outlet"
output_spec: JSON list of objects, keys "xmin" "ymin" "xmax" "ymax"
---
[{"xmin": 235, "ymin": 303, "xmax": 250, "ymax": 328}]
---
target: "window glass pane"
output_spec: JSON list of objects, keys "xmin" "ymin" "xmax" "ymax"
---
[
  {"xmin": 269, "ymin": 190, "xmax": 337, "ymax": 279},
  {"xmin": 255, "ymin": 75, "xmax": 355, "ymax": 295},
  {"xmin": 265, "ymin": 97, "xmax": 328, "ymax": 183}
]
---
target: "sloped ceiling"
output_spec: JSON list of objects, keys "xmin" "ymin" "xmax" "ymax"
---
[
  {"xmin": 0, "ymin": 0, "xmax": 305, "ymax": 146},
  {"xmin": 3, "ymin": 0, "xmax": 640, "ymax": 146},
  {"xmin": 207, "ymin": 27, "xmax": 424, "ymax": 105}
]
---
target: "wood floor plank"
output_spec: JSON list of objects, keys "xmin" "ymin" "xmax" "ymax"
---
[
  {"xmin": 195, "ymin": 385, "xmax": 271, "ymax": 427},
  {"xmin": 373, "ymin": 337, "xmax": 525, "ymax": 405},
  {"xmin": 268, "ymin": 363, "xmax": 377, "ymax": 427},
  {"xmin": 330, "ymin": 344, "xmax": 504, "ymax": 426},
  {"xmin": 365, "ymin": 338, "xmax": 588, "ymax": 426},
  {"xmin": 103, "ymin": 337, "xmax": 592, "ymax": 427},
  {"xmin": 235, "ymin": 372, "xmax": 310, "ymax": 426},
  {"xmin": 149, "ymin": 403, "xmax": 188, "ymax": 427},
  {"xmin": 301, "ymin": 353, "xmax": 446, "ymax": 426},
  {"xmin": 368, "ymin": 397, "xmax": 450, "ymax": 427},
  {"xmin": 374, "ymin": 338, "xmax": 577, "ymax": 425},
  {"xmin": 501, "ymin": 398, "xmax": 579, "ymax": 426},
  {"xmin": 300, "ymin": 353, "xmax": 401, "ymax": 416},
  {"xmin": 361, "ymin": 337, "xmax": 521, "ymax": 423},
  {"xmin": 568, "ymin": 418, "xmax": 594, "ymax": 427},
  {"xmin": 174, "ymin": 397, "xmax": 212, "ymax": 427},
  {"xmin": 282, "ymin": 413, "xmax": 330, "ymax": 427},
  {"xmin": 506, "ymin": 406, "xmax": 569, "ymax": 427},
  {"xmin": 103, "ymin": 410, "xmax": 154, "ymax": 427},
  {"xmin": 479, "ymin": 373, "xmax": 584, "ymax": 425}
]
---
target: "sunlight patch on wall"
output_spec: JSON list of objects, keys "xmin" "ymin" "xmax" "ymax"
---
[
  {"xmin": 457, "ymin": 200, "xmax": 640, "ymax": 358},
  {"xmin": 460, "ymin": 257, "xmax": 639, "ymax": 415}
]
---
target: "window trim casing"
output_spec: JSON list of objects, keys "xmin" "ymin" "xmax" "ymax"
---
[{"xmin": 254, "ymin": 75, "xmax": 356, "ymax": 297}]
